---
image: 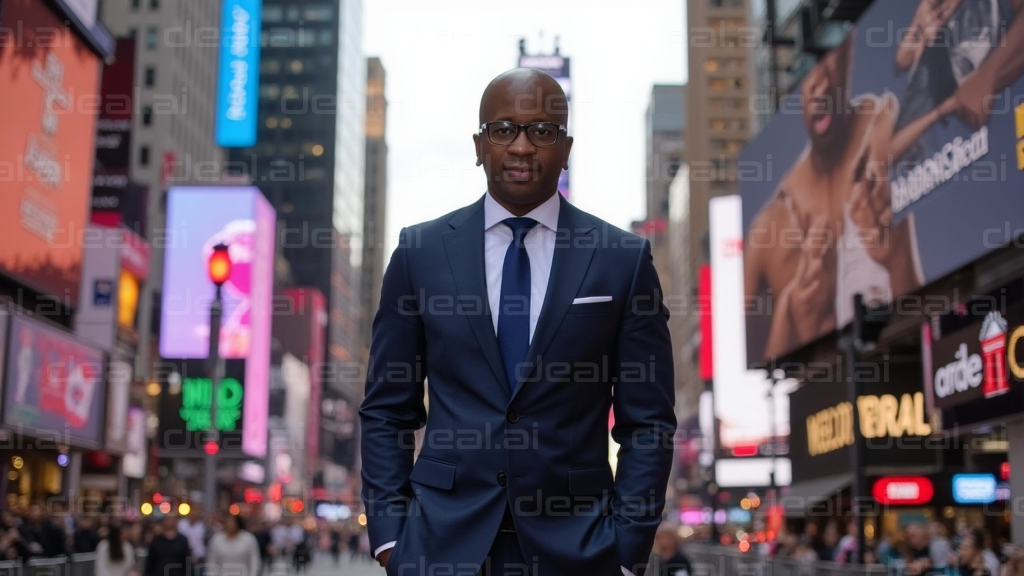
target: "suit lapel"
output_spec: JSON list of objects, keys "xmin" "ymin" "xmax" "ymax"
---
[
  {"xmin": 511, "ymin": 196, "xmax": 597, "ymax": 400},
  {"xmin": 442, "ymin": 196, "xmax": 511, "ymax": 395}
]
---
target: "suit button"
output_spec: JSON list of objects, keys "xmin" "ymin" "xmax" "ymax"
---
[
  {"xmin": 506, "ymin": 410, "xmax": 519, "ymax": 424},
  {"xmin": 497, "ymin": 472, "xmax": 507, "ymax": 487}
]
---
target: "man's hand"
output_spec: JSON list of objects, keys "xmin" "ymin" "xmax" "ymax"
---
[{"xmin": 377, "ymin": 548, "xmax": 393, "ymax": 569}]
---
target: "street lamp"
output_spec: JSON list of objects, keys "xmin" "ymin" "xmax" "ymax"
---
[{"xmin": 204, "ymin": 242, "xmax": 231, "ymax": 515}]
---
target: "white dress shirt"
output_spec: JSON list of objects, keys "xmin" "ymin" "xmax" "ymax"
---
[
  {"xmin": 483, "ymin": 191, "xmax": 559, "ymax": 340},
  {"xmin": 377, "ymin": 192, "xmax": 632, "ymax": 576}
]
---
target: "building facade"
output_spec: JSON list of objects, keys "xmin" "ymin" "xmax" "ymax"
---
[{"xmin": 361, "ymin": 57, "xmax": 387, "ymax": 353}]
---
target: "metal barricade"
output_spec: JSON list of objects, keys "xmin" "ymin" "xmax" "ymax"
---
[
  {"xmin": 685, "ymin": 545, "xmax": 894, "ymax": 576},
  {"xmin": 0, "ymin": 547, "xmax": 147, "ymax": 576}
]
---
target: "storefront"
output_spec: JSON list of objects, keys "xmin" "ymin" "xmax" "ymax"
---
[
  {"xmin": 784, "ymin": 361, "xmax": 940, "ymax": 536},
  {"xmin": 0, "ymin": 312, "xmax": 109, "ymax": 507}
]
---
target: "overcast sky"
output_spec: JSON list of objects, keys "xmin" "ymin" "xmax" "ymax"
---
[{"xmin": 364, "ymin": 1, "xmax": 687, "ymax": 254}]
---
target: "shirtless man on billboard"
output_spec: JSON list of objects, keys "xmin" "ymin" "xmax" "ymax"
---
[{"xmin": 744, "ymin": 36, "xmax": 930, "ymax": 361}]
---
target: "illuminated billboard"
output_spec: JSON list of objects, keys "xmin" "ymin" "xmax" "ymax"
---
[
  {"xmin": 710, "ymin": 196, "xmax": 793, "ymax": 486},
  {"xmin": 742, "ymin": 0, "xmax": 1024, "ymax": 364},
  {"xmin": 518, "ymin": 54, "xmax": 571, "ymax": 199},
  {"xmin": 0, "ymin": 0, "xmax": 102, "ymax": 301},
  {"xmin": 4, "ymin": 315, "xmax": 107, "ymax": 448},
  {"xmin": 215, "ymin": 0, "xmax": 263, "ymax": 147},
  {"xmin": 159, "ymin": 186, "xmax": 275, "ymax": 457}
]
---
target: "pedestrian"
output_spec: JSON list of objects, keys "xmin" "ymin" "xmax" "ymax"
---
[
  {"xmin": 177, "ymin": 508, "xmax": 207, "ymax": 575},
  {"xmin": 931, "ymin": 521, "xmax": 955, "ymax": 570},
  {"xmin": 206, "ymin": 514, "xmax": 260, "ymax": 576},
  {"xmin": 72, "ymin": 515, "xmax": 101, "ymax": 554},
  {"xmin": 648, "ymin": 523, "xmax": 692, "ymax": 576},
  {"xmin": 18, "ymin": 502, "xmax": 67, "ymax": 558},
  {"xmin": 360, "ymin": 67, "xmax": 676, "ymax": 576},
  {"xmin": 144, "ymin": 515, "xmax": 191, "ymax": 576},
  {"xmin": 95, "ymin": 524, "xmax": 137, "ymax": 576}
]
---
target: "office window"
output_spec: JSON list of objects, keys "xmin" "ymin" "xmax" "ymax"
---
[
  {"xmin": 289, "ymin": 60, "xmax": 304, "ymax": 74},
  {"xmin": 319, "ymin": 29, "xmax": 334, "ymax": 46},
  {"xmin": 297, "ymin": 29, "xmax": 316, "ymax": 47},
  {"xmin": 127, "ymin": 27, "xmax": 137, "ymax": 39},
  {"xmin": 286, "ymin": 6, "xmax": 300, "ymax": 21},
  {"xmin": 704, "ymin": 59, "xmax": 720, "ymax": 73},
  {"xmin": 260, "ymin": 60, "xmax": 281, "ymax": 74},
  {"xmin": 139, "ymin": 146, "xmax": 150, "ymax": 167},
  {"xmin": 131, "ymin": 0, "xmax": 140, "ymax": 10},
  {"xmin": 709, "ymin": 78, "xmax": 726, "ymax": 91},
  {"xmin": 145, "ymin": 27, "xmax": 158, "ymax": 50},
  {"xmin": 304, "ymin": 6, "xmax": 333, "ymax": 21},
  {"xmin": 142, "ymin": 106, "xmax": 153, "ymax": 126},
  {"xmin": 144, "ymin": 67, "xmax": 155, "ymax": 87},
  {"xmin": 150, "ymin": 0, "xmax": 159, "ymax": 9},
  {"xmin": 710, "ymin": 119, "xmax": 728, "ymax": 131},
  {"xmin": 263, "ymin": 6, "xmax": 284, "ymax": 22},
  {"xmin": 260, "ymin": 85, "xmax": 281, "ymax": 99}
]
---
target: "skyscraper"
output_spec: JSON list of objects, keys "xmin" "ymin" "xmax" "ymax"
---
[
  {"xmin": 361, "ymin": 57, "xmax": 387, "ymax": 352},
  {"xmin": 99, "ymin": 0, "xmax": 226, "ymax": 382},
  {"xmin": 227, "ymin": 1, "xmax": 366, "ymax": 477}
]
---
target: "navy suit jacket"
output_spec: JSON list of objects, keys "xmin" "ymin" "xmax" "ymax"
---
[{"xmin": 360, "ymin": 195, "xmax": 676, "ymax": 576}]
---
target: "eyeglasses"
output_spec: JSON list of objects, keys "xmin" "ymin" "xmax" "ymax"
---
[{"xmin": 479, "ymin": 121, "xmax": 566, "ymax": 147}]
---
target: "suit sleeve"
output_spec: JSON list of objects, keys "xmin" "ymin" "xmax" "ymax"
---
[
  {"xmin": 611, "ymin": 238, "xmax": 677, "ymax": 575},
  {"xmin": 359, "ymin": 227, "xmax": 428, "ymax": 553}
]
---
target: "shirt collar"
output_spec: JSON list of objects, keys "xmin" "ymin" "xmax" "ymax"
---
[{"xmin": 483, "ymin": 191, "xmax": 561, "ymax": 233}]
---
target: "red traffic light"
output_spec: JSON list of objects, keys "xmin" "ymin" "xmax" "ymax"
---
[
  {"xmin": 203, "ymin": 441, "xmax": 219, "ymax": 455},
  {"xmin": 207, "ymin": 243, "xmax": 232, "ymax": 286}
]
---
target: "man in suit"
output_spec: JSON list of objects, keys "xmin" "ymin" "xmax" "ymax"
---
[{"xmin": 360, "ymin": 68, "xmax": 676, "ymax": 576}]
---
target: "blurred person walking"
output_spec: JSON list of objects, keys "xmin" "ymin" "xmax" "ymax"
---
[
  {"xmin": 178, "ymin": 509, "xmax": 208, "ymax": 575},
  {"xmin": 206, "ymin": 514, "xmax": 260, "ymax": 576},
  {"xmin": 18, "ymin": 503, "xmax": 67, "ymax": 558},
  {"xmin": 905, "ymin": 523, "xmax": 935, "ymax": 576},
  {"xmin": 72, "ymin": 515, "xmax": 101, "ymax": 554},
  {"xmin": 96, "ymin": 524, "xmax": 137, "ymax": 576},
  {"xmin": 930, "ymin": 522, "xmax": 955, "ymax": 570},
  {"xmin": 647, "ymin": 523, "xmax": 692, "ymax": 576},
  {"xmin": 144, "ymin": 515, "xmax": 191, "ymax": 576}
]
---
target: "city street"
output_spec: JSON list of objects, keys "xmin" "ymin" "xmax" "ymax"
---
[{"xmin": 266, "ymin": 555, "xmax": 382, "ymax": 576}]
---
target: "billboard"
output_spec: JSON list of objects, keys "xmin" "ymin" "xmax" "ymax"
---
[
  {"xmin": 742, "ymin": 0, "xmax": 1024, "ymax": 364},
  {"xmin": 0, "ymin": 0, "xmax": 102, "ymax": 301},
  {"xmin": 122, "ymin": 406, "xmax": 147, "ymax": 479},
  {"xmin": 3, "ymin": 315, "xmax": 107, "ymax": 448},
  {"xmin": 160, "ymin": 187, "xmax": 274, "ymax": 457},
  {"xmin": 923, "ymin": 280, "xmax": 1024, "ymax": 427},
  {"xmin": 710, "ymin": 196, "xmax": 793, "ymax": 483},
  {"xmin": 518, "ymin": 54, "xmax": 571, "ymax": 199},
  {"xmin": 94, "ymin": 38, "xmax": 135, "ymax": 172},
  {"xmin": 215, "ymin": 0, "xmax": 263, "ymax": 147}
]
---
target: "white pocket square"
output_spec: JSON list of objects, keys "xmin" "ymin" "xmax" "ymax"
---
[{"xmin": 572, "ymin": 296, "xmax": 613, "ymax": 304}]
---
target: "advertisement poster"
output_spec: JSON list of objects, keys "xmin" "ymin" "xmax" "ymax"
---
[
  {"xmin": 215, "ymin": 0, "xmax": 263, "ymax": 147},
  {"xmin": 742, "ymin": 0, "xmax": 1024, "ymax": 364},
  {"xmin": 4, "ymin": 315, "xmax": 107, "ymax": 447},
  {"xmin": 0, "ymin": 0, "xmax": 102, "ymax": 302},
  {"xmin": 518, "ymin": 54, "xmax": 571, "ymax": 199},
  {"xmin": 160, "ymin": 187, "xmax": 274, "ymax": 457},
  {"xmin": 924, "ymin": 280, "xmax": 1024, "ymax": 426},
  {"xmin": 122, "ymin": 407, "xmax": 148, "ymax": 479}
]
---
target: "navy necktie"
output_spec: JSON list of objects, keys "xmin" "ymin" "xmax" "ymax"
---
[{"xmin": 497, "ymin": 217, "xmax": 538, "ymax": 393}]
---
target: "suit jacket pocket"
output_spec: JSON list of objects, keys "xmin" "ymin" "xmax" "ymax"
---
[
  {"xmin": 568, "ymin": 465, "xmax": 614, "ymax": 495},
  {"xmin": 566, "ymin": 300, "xmax": 616, "ymax": 314},
  {"xmin": 409, "ymin": 457, "xmax": 456, "ymax": 490}
]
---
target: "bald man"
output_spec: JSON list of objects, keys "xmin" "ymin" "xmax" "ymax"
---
[{"xmin": 360, "ymin": 69, "xmax": 676, "ymax": 576}]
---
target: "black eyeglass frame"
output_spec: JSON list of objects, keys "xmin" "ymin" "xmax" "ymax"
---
[{"xmin": 478, "ymin": 121, "xmax": 568, "ymax": 147}]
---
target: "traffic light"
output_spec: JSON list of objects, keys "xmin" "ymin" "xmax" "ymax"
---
[
  {"xmin": 853, "ymin": 293, "xmax": 891, "ymax": 351},
  {"xmin": 203, "ymin": 441, "xmax": 219, "ymax": 455}
]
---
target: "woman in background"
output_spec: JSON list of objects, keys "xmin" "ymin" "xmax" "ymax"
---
[{"xmin": 95, "ymin": 524, "xmax": 137, "ymax": 576}]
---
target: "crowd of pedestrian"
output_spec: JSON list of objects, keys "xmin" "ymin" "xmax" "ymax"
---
[
  {"xmin": 0, "ymin": 501, "xmax": 371, "ymax": 574},
  {"xmin": 771, "ymin": 520, "xmax": 1024, "ymax": 576}
]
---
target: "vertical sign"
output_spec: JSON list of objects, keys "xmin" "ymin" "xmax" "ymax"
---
[{"xmin": 215, "ymin": 0, "xmax": 262, "ymax": 147}]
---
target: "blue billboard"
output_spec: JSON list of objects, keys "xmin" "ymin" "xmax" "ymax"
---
[{"xmin": 215, "ymin": 0, "xmax": 262, "ymax": 147}]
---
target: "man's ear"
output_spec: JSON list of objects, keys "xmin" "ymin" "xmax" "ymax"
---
[
  {"xmin": 562, "ymin": 136, "xmax": 573, "ymax": 170},
  {"xmin": 473, "ymin": 134, "xmax": 483, "ymax": 166}
]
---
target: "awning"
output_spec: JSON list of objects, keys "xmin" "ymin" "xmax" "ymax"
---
[{"xmin": 780, "ymin": 473, "xmax": 851, "ymax": 517}]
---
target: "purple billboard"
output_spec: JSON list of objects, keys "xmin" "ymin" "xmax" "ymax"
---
[{"xmin": 159, "ymin": 186, "xmax": 275, "ymax": 457}]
